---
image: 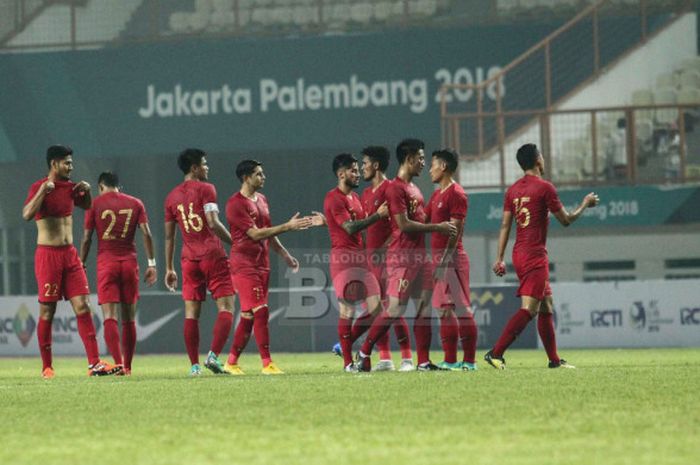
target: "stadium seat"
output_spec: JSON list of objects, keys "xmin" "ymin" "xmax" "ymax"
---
[
  {"xmin": 293, "ymin": 6, "xmax": 318, "ymax": 26},
  {"xmin": 212, "ymin": 0, "xmax": 233, "ymax": 13},
  {"xmin": 556, "ymin": 139, "xmax": 585, "ymax": 181},
  {"xmin": 350, "ymin": 3, "xmax": 372, "ymax": 24},
  {"xmin": 169, "ymin": 12, "xmax": 191, "ymax": 33},
  {"xmin": 631, "ymin": 89, "xmax": 654, "ymax": 121},
  {"xmin": 655, "ymin": 73, "xmax": 677, "ymax": 90},
  {"xmin": 680, "ymin": 56, "xmax": 700, "ymax": 73},
  {"xmin": 189, "ymin": 9, "xmax": 210, "ymax": 31},
  {"xmin": 252, "ymin": 8, "xmax": 274, "ymax": 26},
  {"xmin": 271, "ymin": 7, "xmax": 293, "ymax": 25},
  {"xmin": 410, "ymin": 0, "xmax": 438, "ymax": 17},
  {"xmin": 195, "ymin": 0, "xmax": 214, "ymax": 15},
  {"xmin": 679, "ymin": 69, "xmax": 700, "ymax": 90},
  {"xmin": 653, "ymin": 88, "xmax": 678, "ymax": 126},
  {"xmin": 677, "ymin": 87, "xmax": 700, "ymax": 104},
  {"xmin": 374, "ymin": 2, "xmax": 392, "ymax": 21}
]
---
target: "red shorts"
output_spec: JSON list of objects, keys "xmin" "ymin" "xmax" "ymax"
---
[
  {"xmin": 181, "ymin": 256, "xmax": 235, "ymax": 302},
  {"xmin": 513, "ymin": 252, "xmax": 551, "ymax": 300},
  {"xmin": 232, "ymin": 271, "xmax": 270, "ymax": 311},
  {"xmin": 97, "ymin": 258, "xmax": 139, "ymax": 305},
  {"xmin": 432, "ymin": 253, "xmax": 471, "ymax": 309},
  {"xmin": 367, "ymin": 251, "xmax": 388, "ymax": 300},
  {"xmin": 330, "ymin": 263, "xmax": 381, "ymax": 304},
  {"xmin": 386, "ymin": 262, "xmax": 432, "ymax": 302},
  {"xmin": 34, "ymin": 245, "xmax": 89, "ymax": 303}
]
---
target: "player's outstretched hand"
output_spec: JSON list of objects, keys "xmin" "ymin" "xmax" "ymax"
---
[
  {"xmin": 42, "ymin": 180, "xmax": 55, "ymax": 194},
  {"xmin": 310, "ymin": 211, "xmax": 327, "ymax": 227},
  {"xmin": 285, "ymin": 254, "xmax": 300, "ymax": 273},
  {"xmin": 73, "ymin": 181, "xmax": 91, "ymax": 193},
  {"xmin": 438, "ymin": 221, "xmax": 458, "ymax": 237},
  {"xmin": 287, "ymin": 212, "xmax": 313, "ymax": 231},
  {"xmin": 492, "ymin": 260, "xmax": 506, "ymax": 277},
  {"xmin": 165, "ymin": 269, "xmax": 178, "ymax": 292},
  {"xmin": 144, "ymin": 266, "xmax": 157, "ymax": 287},
  {"xmin": 584, "ymin": 192, "xmax": 600, "ymax": 207},
  {"xmin": 376, "ymin": 201, "xmax": 389, "ymax": 218}
]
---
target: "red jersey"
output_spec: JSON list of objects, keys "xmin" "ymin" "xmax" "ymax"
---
[
  {"xmin": 504, "ymin": 174, "xmax": 563, "ymax": 257},
  {"xmin": 361, "ymin": 179, "xmax": 392, "ymax": 252},
  {"xmin": 426, "ymin": 182, "xmax": 467, "ymax": 255},
  {"xmin": 323, "ymin": 188, "xmax": 365, "ymax": 252},
  {"xmin": 24, "ymin": 178, "xmax": 84, "ymax": 220},
  {"xmin": 385, "ymin": 176, "xmax": 427, "ymax": 253},
  {"xmin": 164, "ymin": 180, "xmax": 226, "ymax": 261},
  {"xmin": 226, "ymin": 192, "xmax": 272, "ymax": 271},
  {"xmin": 84, "ymin": 192, "xmax": 149, "ymax": 261}
]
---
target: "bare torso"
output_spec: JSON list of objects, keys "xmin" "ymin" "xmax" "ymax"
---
[{"xmin": 36, "ymin": 216, "xmax": 73, "ymax": 246}]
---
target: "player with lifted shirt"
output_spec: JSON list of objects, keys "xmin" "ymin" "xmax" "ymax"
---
[
  {"xmin": 356, "ymin": 139, "xmax": 457, "ymax": 372},
  {"xmin": 324, "ymin": 153, "xmax": 389, "ymax": 372},
  {"xmin": 164, "ymin": 148, "xmax": 237, "ymax": 376},
  {"xmin": 80, "ymin": 172, "xmax": 157, "ymax": 375},
  {"xmin": 23, "ymin": 145, "xmax": 121, "ymax": 378},
  {"xmin": 359, "ymin": 146, "xmax": 413, "ymax": 372},
  {"xmin": 426, "ymin": 149, "xmax": 478, "ymax": 371},
  {"xmin": 486, "ymin": 143, "xmax": 599, "ymax": 369},
  {"xmin": 224, "ymin": 160, "xmax": 312, "ymax": 375}
]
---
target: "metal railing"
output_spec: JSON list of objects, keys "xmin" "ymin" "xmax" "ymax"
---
[
  {"xmin": 454, "ymin": 104, "xmax": 700, "ymax": 189},
  {"xmin": 439, "ymin": 0, "xmax": 696, "ymax": 188}
]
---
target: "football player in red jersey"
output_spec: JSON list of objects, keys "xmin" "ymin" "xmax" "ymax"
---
[
  {"xmin": 324, "ymin": 153, "xmax": 389, "ymax": 372},
  {"xmin": 164, "ymin": 148, "xmax": 237, "ymax": 376},
  {"xmin": 426, "ymin": 149, "xmax": 478, "ymax": 371},
  {"xmin": 359, "ymin": 146, "xmax": 413, "ymax": 371},
  {"xmin": 486, "ymin": 143, "xmax": 599, "ymax": 369},
  {"xmin": 22, "ymin": 145, "xmax": 122, "ymax": 378},
  {"xmin": 355, "ymin": 139, "xmax": 457, "ymax": 372},
  {"xmin": 224, "ymin": 159, "xmax": 313, "ymax": 375},
  {"xmin": 80, "ymin": 172, "xmax": 157, "ymax": 375}
]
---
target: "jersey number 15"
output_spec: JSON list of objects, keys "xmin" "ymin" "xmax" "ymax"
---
[{"xmin": 512, "ymin": 197, "xmax": 531, "ymax": 228}]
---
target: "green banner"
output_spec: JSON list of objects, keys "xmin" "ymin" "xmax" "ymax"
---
[{"xmin": 467, "ymin": 184, "xmax": 700, "ymax": 232}]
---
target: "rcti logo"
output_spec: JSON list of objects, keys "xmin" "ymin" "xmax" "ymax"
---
[
  {"xmin": 629, "ymin": 301, "xmax": 647, "ymax": 330},
  {"xmin": 590, "ymin": 309, "xmax": 623, "ymax": 327},
  {"xmin": 14, "ymin": 304, "xmax": 36, "ymax": 347},
  {"xmin": 680, "ymin": 307, "xmax": 700, "ymax": 325}
]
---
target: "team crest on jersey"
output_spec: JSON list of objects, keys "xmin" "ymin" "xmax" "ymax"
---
[
  {"xmin": 438, "ymin": 202, "xmax": 443, "ymax": 208},
  {"xmin": 408, "ymin": 198, "xmax": 418, "ymax": 215}
]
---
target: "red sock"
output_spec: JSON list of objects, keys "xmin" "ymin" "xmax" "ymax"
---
[
  {"xmin": 183, "ymin": 318, "xmax": 200, "ymax": 365},
  {"xmin": 253, "ymin": 307, "xmax": 271, "ymax": 366},
  {"xmin": 103, "ymin": 318, "xmax": 123, "ymax": 365},
  {"xmin": 492, "ymin": 309, "xmax": 533, "ymax": 358},
  {"xmin": 76, "ymin": 312, "xmax": 100, "ymax": 366},
  {"xmin": 413, "ymin": 314, "xmax": 432, "ymax": 365},
  {"xmin": 458, "ymin": 314, "xmax": 478, "ymax": 364},
  {"xmin": 338, "ymin": 317, "xmax": 353, "ymax": 367},
  {"xmin": 393, "ymin": 316, "xmax": 412, "ymax": 359},
  {"xmin": 228, "ymin": 313, "xmax": 253, "ymax": 365},
  {"xmin": 37, "ymin": 318, "xmax": 52, "ymax": 370},
  {"xmin": 537, "ymin": 312, "xmax": 560, "ymax": 363},
  {"xmin": 210, "ymin": 311, "xmax": 233, "ymax": 355},
  {"xmin": 439, "ymin": 312, "xmax": 458, "ymax": 364},
  {"xmin": 121, "ymin": 321, "xmax": 136, "ymax": 371},
  {"xmin": 376, "ymin": 330, "xmax": 391, "ymax": 360},
  {"xmin": 360, "ymin": 312, "xmax": 394, "ymax": 355},
  {"xmin": 350, "ymin": 312, "xmax": 374, "ymax": 342}
]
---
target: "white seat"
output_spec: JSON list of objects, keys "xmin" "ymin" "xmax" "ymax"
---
[
  {"xmin": 251, "ymin": 8, "xmax": 273, "ymax": 25},
  {"xmin": 654, "ymin": 87, "xmax": 678, "ymax": 125},
  {"xmin": 169, "ymin": 12, "xmax": 191, "ymax": 33},
  {"xmin": 271, "ymin": 6, "xmax": 293, "ymax": 24},
  {"xmin": 631, "ymin": 89, "xmax": 654, "ymax": 121},
  {"xmin": 373, "ymin": 1, "xmax": 392, "ymax": 21},
  {"xmin": 195, "ymin": 0, "xmax": 213, "ymax": 15},
  {"xmin": 350, "ymin": 3, "xmax": 372, "ymax": 23},
  {"xmin": 677, "ymin": 87, "xmax": 700, "ymax": 104},
  {"xmin": 679, "ymin": 69, "xmax": 700, "ymax": 90},
  {"xmin": 655, "ymin": 73, "xmax": 677, "ymax": 90},
  {"xmin": 293, "ymin": 6, "xmax": 318, "ymax": 25},
  {"xmin": 189, "ymin": 9, "xmax": 210, "ymax": 31},
  {"xmin": 680, "ymin": 56, "xmax": 700, "ymax": 73},
  {"xmin": 212, "ymin": 0, "xmax": 232, "ymax": 13}
]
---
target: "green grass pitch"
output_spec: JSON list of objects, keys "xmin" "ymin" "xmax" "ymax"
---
[{"xmin": 0, "ymin": 349, "xmax": 698, "ymax": 465}]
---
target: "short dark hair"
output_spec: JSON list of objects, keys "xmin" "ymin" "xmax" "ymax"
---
[
  {"xmin": 177, "ymin": 148, "xmax": 206, "ymax": 175},
  {"xmin": 46, "ymin": 145, "xmax": 72, "ymax": 168},
  {"xmin": 516, "ymin": 143, "xmax": 540, "ymax": 171},
  {"xmin": 432, "ymin": 148, "xmax": 459, "ymax": 173},
  {"xmin": 98, "ymin": 171, "xmax": 119, "ymax": 188},
  {"xmin": 396, "ymin": 138, "xmax": 425, "ymax": 165},
  {"xmin": 236, "ymin": 159, "xmax": 263, "ymax": 182},
  {"xmin": 362, "ymin": 146, "xmax": 390, "ymax": 172},
  {"xmin": 332, "ymin": 153, "xmax": 358, "ymax": 175}
]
